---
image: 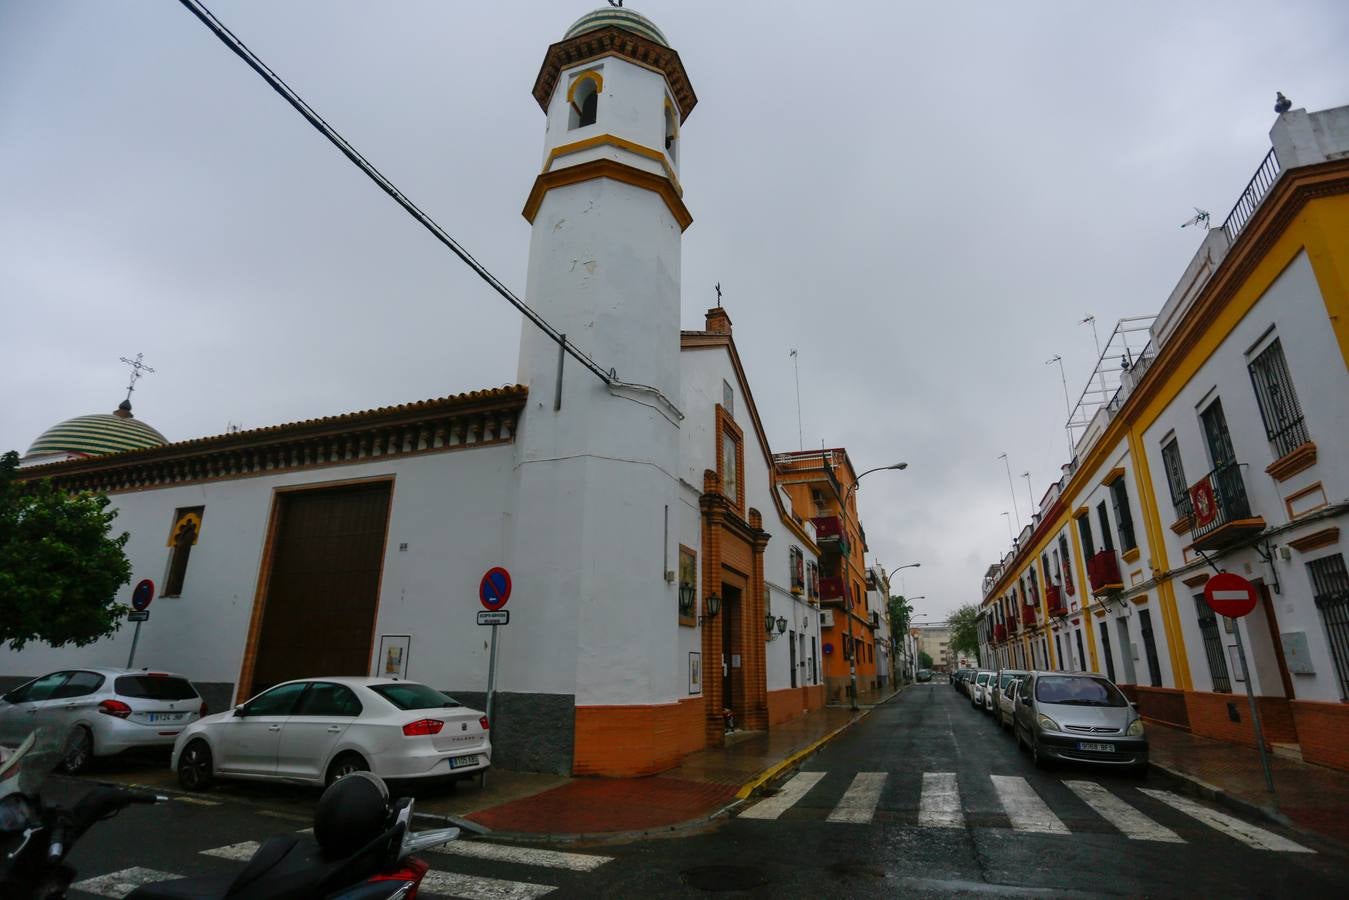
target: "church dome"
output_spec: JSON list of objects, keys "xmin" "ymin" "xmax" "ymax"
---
[
  {"xmin": 25, "ymin": 402, "xmax": 168, "ymax": 459},
  {"xmin": 564, "ymin": 6, "xmax": 668, "ymax": 47}
]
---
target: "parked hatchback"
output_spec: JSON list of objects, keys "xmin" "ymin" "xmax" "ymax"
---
[
  {"xmin": 0, "ymin": 668, "xmax": 205, "ymax": 772},
  {"xmin": 970, "ymin": 671, "xmax": 994, "ymax": 709},
  {"xmin": 1012, "ymin": 671, "xmax": 1147, "ymax": 770},
  {"xmin": 990, "ymin": 669, "xmax": 1029, "ymax": 717},
  {"xmin": 173, "ymin": 677, "xmax": 491, "ymax": 791}
]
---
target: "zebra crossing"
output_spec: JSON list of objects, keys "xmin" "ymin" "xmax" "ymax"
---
[
  {"xmin": 738, "ymin": 769, "xmax": 1313, "ymax": 852},
  {"xmin": 70, "ymin": 833, "xmax": 615, "ymax": 899}
]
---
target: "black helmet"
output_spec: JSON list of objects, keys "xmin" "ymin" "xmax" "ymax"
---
[{"xmin": 313, "ymin": 771, "xmax": 390, "ymax": 858}]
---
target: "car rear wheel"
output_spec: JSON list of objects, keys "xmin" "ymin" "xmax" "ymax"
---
[
  {"xmin": 325, "ymin": 752, "xmax": 369, "ymax": 787},
  {"xmin": 62, "ymin": 726, "xmax": 93, "ymax": 774},
  {"xmin": 178, "ymin": 740, "xmax": 215, "ymax": 791}
]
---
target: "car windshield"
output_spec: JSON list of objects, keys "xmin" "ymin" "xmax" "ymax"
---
[
  {"xmin": 975, "ymin": 672, "xmax": 991, "ymax": 684},
  {"xmin": 999, "ymin": 673, "xmax": 1019, "ymax": 689},
  {"xmin": 1034, "ymin": 675, "xmax": 1127, "ymax": 707},
  {"xmin": 115, "ymin": 675, "xmax": 198, "ymax": 701},
  {"xmin": 370, "ymin": 683, "xmax": 462, "ymax": 710}
]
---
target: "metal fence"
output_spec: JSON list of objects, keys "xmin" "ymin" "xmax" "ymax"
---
[
  {"xmin": 1190, "ymin": 462, "xmax": 1253, "ymax": 544},
  {"xmin": 1222, "ymin": 148, "xmax": 1281, "ymax": 243}
]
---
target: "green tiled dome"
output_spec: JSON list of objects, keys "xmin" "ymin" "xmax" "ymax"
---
[
  {"xmin": 564, "ymin": 7, "xmax": 668, "ymax": 46},
  {"xmin": 26, "ymin": 404, "xmax": 167, "ymax": 458}
]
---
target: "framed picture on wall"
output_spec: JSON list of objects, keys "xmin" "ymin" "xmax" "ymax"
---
[
  {"xmin": 689, "ymin": 651, "xmax": 702, "ymax": 695},
  {"xmin": 378, "ymin": 634, "xmax": 411, "ymax": 680}
]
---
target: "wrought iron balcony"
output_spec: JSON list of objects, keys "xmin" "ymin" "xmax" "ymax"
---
[
  {"xmin": 1020, "ymin": 602, "xmax": 1037, "ymax": 627},
  {"xmin": 994, "ymin": 623, "xmax": 1007, "ymax": 643},
  {"xmin": 1188, "ymin": 462, "xmax": 1266, "ymax": 551},
  {"xmin": 1045, "ymin": 585, "xmax": 1067, "ymax": 618},
  {"xmin": 1087, "ymin": 550, "xmax": 1124, "ymax": 594},
  {"xmin": 811, "ymin": 515, "xmax": 850, "ymax": 558},
  {"xmin": 818, "ymin": 575, "xmax": 847, "ymax": 602}
]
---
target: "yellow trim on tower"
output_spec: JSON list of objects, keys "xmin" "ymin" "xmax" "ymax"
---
[
  {"xmin": 544, "ymin": 133, "xmax": 683, "ymax": 196},
  {"xmin": 566, "ymin": 69, "xmax": 603, "ymax": 104},
  {"xmin": 522, "ymin": 157, "xmax": 692, "ymax": 231}
]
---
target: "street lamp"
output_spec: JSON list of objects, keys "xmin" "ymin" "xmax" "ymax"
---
[{"xmin": 835, "ymin": 460, "xmax": 908, "ymax": 711}]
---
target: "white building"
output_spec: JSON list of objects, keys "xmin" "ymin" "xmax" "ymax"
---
[{"xmin": 5, "ymin": 7, "xmax": 834, "ymax": 777}]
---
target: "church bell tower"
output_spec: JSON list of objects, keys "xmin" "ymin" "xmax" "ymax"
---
[{"xmin": 506, "ymin": 5, "xmax": 699, "ymax": 759}]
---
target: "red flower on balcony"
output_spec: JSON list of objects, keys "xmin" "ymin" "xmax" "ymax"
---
[{"xmin": 1045, "ymin": 585, "xmax": 1067, "ymax": 618}]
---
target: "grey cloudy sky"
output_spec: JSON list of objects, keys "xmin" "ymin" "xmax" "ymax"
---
[{"xmin": 3, "ymin": 1, "xmax": 1346, "ymax": 624}]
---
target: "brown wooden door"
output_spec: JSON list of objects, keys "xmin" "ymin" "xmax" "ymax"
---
[{"xmin": 250, "ymin": 482, "xmax": 392, "ymax": 694}]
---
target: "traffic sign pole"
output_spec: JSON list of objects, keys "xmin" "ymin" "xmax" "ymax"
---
[
  {"xmin": 1231, "ymin": 620, "xmax": 1275, "ymax": 793},
  {"xmin": 127, "ymin": 619, "xmax": 143, "ymax": 669}
]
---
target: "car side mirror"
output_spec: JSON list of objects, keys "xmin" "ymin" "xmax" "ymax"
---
[{"xmin": 233, "ymin": 704, "xmax": 247, "ymax": 717}]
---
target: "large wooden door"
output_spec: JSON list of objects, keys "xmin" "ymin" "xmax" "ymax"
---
[{"xmin": 249, "ymin": 482, "xmax": 392, "ymax": 695}]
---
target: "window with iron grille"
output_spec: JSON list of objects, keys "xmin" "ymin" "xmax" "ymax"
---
[
  {"xmin": 1161, "ymin": 439, "xmax": 1189, "ymax": 514},
  {"xmin": 1308, "ymin": 554, "xmax": 1349, "ymax": 700},
  {"xmin": 1248, "ymin": 338, "xmax": 1309, "ymax": 459},
  {"xmin": 1077, "ymin": 513, "xmax": 1094, "ymax": 556},
  {"xmin": 1139, "ymin": 609, "xmax": 1163, "ymax": 687},
  {"xmin": 1109, "ymin": 479, "xmax": 1137, "ymax": 551},
  {"xmin": 1098, "ymin": 621, "xmax": 1116, "ymax": 681},
  {"xmin": 1192, "ymin": 594, "xmax": 1232, "ymax": 692},
  {"xmin": 1096, "ymin": 502, "xmax": 1114, "ymax": 552}
]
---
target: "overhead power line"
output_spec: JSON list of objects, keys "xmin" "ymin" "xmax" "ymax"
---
[{"xmin": 176, "ymin": 0, "xmax": 614, "ymax": 387}]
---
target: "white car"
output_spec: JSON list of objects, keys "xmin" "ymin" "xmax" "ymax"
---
[
  {"xmin": 172, "ymin": 677, "xmax": 491, "ymax": 790},
  {"xmin": 996, "ymin": 677, "xmax": 1023, "ymax": 730},
  {"xmin": 970, "ymin": 671, "xmax": 994, "ymax": 709},
  {"xmin": 0, "ymin": 668, "xmax": 205, "ymax": 772}
]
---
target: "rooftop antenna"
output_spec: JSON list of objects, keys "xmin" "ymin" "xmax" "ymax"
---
[
  {"xmin": 997, "ymin": 452, "xmax": 1021, "ymax": 529},
  {"xmin": 714, "ymin": 282, "xmax": 722, "ymax": 308},
  {"xmin": 1045, "ymin": 355, "xmax": 1074, "ymax": 458},
  {"xmin": 118, "ymin": 352, "xmax": 155, "ymax": 406},
  {"xmin": 1022, "ymin": 471, "xmax": 1034, "ymax": 515},
  {"xmin": 1180, "ymin": 208, "xmax": 1211, "ymax": 230},
  {"xmin": 1080, "ymin": 315, "xmax": 1108, "ymax": 399},
  {"xmin": 789, "ymin": 348, "xmax": 803, "ymax": 450}
]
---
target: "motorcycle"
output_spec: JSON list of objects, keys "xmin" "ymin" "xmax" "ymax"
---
[{"xmin": 1, "ymin": 727, "xmax": 460, "ymax": 899}]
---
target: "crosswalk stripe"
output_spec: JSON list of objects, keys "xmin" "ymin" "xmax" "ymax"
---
[
  {"xmin": 740, "ymin": 770, "xmax": 826, "ymax": 819},
  {"xmin": 990, "ymin": 775, "xmax": 1069, "ymax": 834},
  {"xmin": 826, "ymin": 772, "xmax": 888, "ymax": 824},
  {"xmin": 419, "ymin": 869, "xmax": 556, "ymax": 899},
  {"xmin": 202, "ymin": 840, "xmax": 260, "ymax": 860},
  {"xmin": 430, "ymin": 840, "xmax": 613, "ymax": 871},
  {"xmin": 71, "ymin": 867, "xmax": 180, "ymax": 898},
  {"xmin": 1064, "ymin": 780, "xmax": 1183, "ymax": 843},
  {"xmin": 1138, "ymin": 789, "xmax": 1314, "ymax": 853},
  {"xmin": 918, "ymin": 772, "xmax": 964, "ymax": 828}
]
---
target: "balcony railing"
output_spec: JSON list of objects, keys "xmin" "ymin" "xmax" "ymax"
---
[
  {"xmin": 1021, "ymin": 602, "xmax": 1037, "ymax": 626},
  {"xmin": 811, "ymin": 516, "xmax": 850, "ymax": 557},
  {"xmin": 994, "ymin": 623, "xmax": 1007, "ymax": 643},
  {"xmin": 1087, "ymin": 550, "xmax": 1124, "ymax": 594},
  {"xmin": 1188, "ymin": 462, "xmax": 1264, "ymax": 550},
  {"xmin": 819, "ymin": 575, "xmax": 846, "ymax": 602},
  {"xmin": 1221, "ymin": 148, "xmax": 1281, "ymax": 243},
  {"xmin": 1045, "ymin": 585, "xmax": 1067, "ymax": 618}
]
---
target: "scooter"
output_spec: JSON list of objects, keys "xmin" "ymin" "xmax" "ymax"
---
[{"xmin": 1, "ymin": 727, "xmax": 459, "ymax": 899}]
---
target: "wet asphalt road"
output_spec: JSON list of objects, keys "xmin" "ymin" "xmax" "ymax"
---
[{"xmin": 49, "ymin": 683, "xmax": 1349, "ymax": 897}]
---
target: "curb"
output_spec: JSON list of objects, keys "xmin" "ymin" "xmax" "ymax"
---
[
  {"xmin": 1148, "ymin": 761, "xmax": 1344, "ymax": 851},
  {"xmin": 733, "ymin": 709, "xmax": 871, "ymax": 800}
]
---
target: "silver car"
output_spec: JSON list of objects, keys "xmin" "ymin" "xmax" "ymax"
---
[
  {"xmin": 0, "ymin": 668, "xmax": 205, "ymax": 772},
  {"xmin": 1012, "ymin": 671, "xmax": 1148, "ymax": 770},
  {"xmin": 172, "ymin": 677, "xmax": 492, "ymax": 790}
]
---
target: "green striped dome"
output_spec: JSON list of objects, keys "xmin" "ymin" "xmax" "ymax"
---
[
  {"xmin": 26, "ymin": 407, "xmax": 167, "ymax": 458},
  {"xmin": 564, "ymin": 7, "xmax": 668, "ymax": 46}
]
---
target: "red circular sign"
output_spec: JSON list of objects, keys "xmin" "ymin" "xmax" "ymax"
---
[
  {"xmin": 1203, "ymin": 572, "xmax": 1258, "ymax": 618},
  {"xmin": 131, "ymin": 579, "xmax": 156, "ymax": 612},
  {"xmin": 479, "ymin": 567, "xmax": 512, "ymax": 611}
]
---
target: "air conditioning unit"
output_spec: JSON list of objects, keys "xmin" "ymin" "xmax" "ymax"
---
[{"xmin": 819, "ymin": 610, "xmax": 835, "ymax": 628}]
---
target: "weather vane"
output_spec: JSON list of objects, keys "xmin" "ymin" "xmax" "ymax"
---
[{"xmin": 119, "ymin": 352, "xmax": 156, "ymax": 403}]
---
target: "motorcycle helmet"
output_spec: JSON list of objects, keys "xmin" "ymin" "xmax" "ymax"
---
[{"xmin": 313, "ymin": 770, "xmax": 390, "ymax": 858}]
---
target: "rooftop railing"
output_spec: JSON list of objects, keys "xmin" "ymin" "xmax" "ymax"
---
[{"xmin": 1221, "ymin": 148, "xmax": 1281, "ymax": 243}]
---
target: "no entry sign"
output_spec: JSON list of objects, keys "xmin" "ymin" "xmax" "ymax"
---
[
  {"xmin": 479, "ymin": 567, "xmax": 512, "ymax": 611},
  {"xmin": 131, "ymin": 579, "xmax": 156, "ymax": 612},
  {"xmin": 1204, "ymin": 572, "xmax": 1258, "ymax": 618}
]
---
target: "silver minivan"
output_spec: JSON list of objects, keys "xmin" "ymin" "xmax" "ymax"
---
[
  {"xmin": 0, "ymin": 668, "xmax": 205, "ymax": 772},
  {"xmin": 1011, "ymin": 671, "xmax": 1147, "ymax": 771}
]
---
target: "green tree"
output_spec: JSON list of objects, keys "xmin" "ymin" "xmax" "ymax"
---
[
  {"xmin": 918, "ymin": 650, "xmax": 933, "ymax": 669},
  {"xmin": 888, "ymin": 594, "xmax": 913, "ymax": 639},
  {"xmin": 948, "ymin": 602, "xmax": 982, "ymax": 664},
  {"xmin": 0, "ymin": 450, "xmax": 132, "ymax": 651}
]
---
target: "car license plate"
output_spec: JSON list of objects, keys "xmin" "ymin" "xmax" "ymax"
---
[
  {"xmin": 448, "ymin": 754, "xmax": 479, "ymax": 770},
  {"xmin": 1077, "ymin": 741, "xmax": 1116, "ymax": 752},
  {"xmin": 148, "ymin": 713, "xmax": 183, "ymax": 723}
]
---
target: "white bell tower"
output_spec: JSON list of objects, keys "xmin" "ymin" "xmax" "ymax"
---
[{"xmin": 505, "ymin": 7, "xmax": 699, "ymax": 736}]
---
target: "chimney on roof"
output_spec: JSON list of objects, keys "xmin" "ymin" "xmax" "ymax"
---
[{"xmin": 705, "ymin": 306, "xmax": 733, "ymax": 335}]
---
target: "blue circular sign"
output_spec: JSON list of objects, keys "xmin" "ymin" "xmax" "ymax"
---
[
  {"xmin": 131, "ymin": 579, "xmax": 156, "ymax": 611},
  {"xmin": 822, "ymin": 642, "xmax": 834, "ymax": 655},
  {"xmin": 479, "ymin": 567, "xmax": 512, "ymax": 611}
]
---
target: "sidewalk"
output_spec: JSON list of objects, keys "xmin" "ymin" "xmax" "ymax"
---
[
  {"xmin": 1147, "ymin": 721, "xmax": 1349, "ymax": 848},
  {"xmin": 457, "ymin": 701, "xmax": 878, "ymax": 838}
]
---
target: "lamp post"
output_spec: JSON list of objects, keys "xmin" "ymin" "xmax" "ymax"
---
[
  {"xmin": 880, "ymin": 562, "xmax": 920, "ymax": 685},
  {"xmin": 836, "ymin": 461, "xmax": 907, "ymax": 710}
]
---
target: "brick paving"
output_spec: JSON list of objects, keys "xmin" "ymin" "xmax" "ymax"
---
[{"xmin": 1148, "ymin": 720, "xmax": 1349, "ymax": 847}]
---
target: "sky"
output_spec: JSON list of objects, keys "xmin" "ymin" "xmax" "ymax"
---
[{"xmin": 3, "ymin": 1, "xmax": 1347, "ymax": 625}]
